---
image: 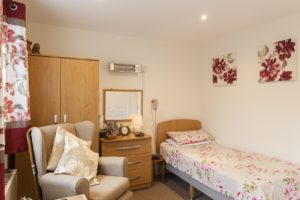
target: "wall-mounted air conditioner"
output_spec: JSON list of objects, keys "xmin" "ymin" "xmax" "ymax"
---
[{"xmin": 109, "ymin": 63, "xmax": 142, "ymax": 73}]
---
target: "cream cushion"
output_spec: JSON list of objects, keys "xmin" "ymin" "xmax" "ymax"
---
[
  {"xmin": 54, "ymin": 131, "xmax": 99, "ymax": 180},
  {"xmin": 47, "ymin": 126, "xmax": 90, "ymax": 171},
  {"xmin": 90, "ymin": 175, "xmax": 130, "ymax": 200}
]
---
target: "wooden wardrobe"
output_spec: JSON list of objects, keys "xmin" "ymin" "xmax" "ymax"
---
[
  {"xmin": 16, "ymin": 54, "xmax": 100, "ymax": 199},
  {"xmin": 28, "ymin": 54, "xmax": 100, "ymax": 151}
]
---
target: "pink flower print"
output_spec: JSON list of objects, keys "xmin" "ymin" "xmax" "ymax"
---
[
  {"xmin": 16, "ymin": 111, "xmax": 27, "ymax": 121},
  {"xmin": 3, "ymin": 25, "xmax": 16, "ymax": 43},
  {"xmin": 5, "ymin": 83, "xmax": 15, "ymax": 96},
  {"xmin": 260, "ymin": 58, "xmax": 280, "ymax": 82},
  {"xmin": 213, "ymin": 58, "xmax": 227, "ymax": 75},
  {"xmin": 275, "ymin": 39, "xmax": 296, "ymax": 61},
  {"xmin": 4, "ymin": 97, "xmax": 14, "ymax": 114},
  {"xmin": 283, "ymin": 177, "xmax": 299, "ymax": 199},
  {"xmin": 223, "ymin": 68, "xmax": 237, "ymax": 84},
  {"xmin": 256, "ymin": 168, "xmax": 262, "ymax": 173},
  {"xmin": 279, "ymin": 71, "xmax": 293, "ymax": 81}
]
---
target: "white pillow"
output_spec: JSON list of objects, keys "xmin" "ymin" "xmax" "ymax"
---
[
  {"xmin": 54, "ymin": 132, "xmax": 99, "ymax": 181},
  {"xmin": 167, "ymin": 129, "xmax": 213, "ymax": 145},
  {"xmin": 166, "ymin": 138, "xmax": 212, "ymax": 148},
  {"xmin": 47, "ymin": 126, "xmax": 91, "ymax": 171}
]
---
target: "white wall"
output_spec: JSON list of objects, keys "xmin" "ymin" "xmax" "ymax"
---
[
  {"xmin": 198, "ymin": 13, "xmax": 300, "ymax": 163},
  {"xmin": 27, "ymin": 22, "xmax": 202, "ymax": 152}
]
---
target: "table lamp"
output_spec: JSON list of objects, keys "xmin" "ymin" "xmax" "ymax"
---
[{"xmin": 129, "ymin": 114, "xmax": 144, "ymax": 136}]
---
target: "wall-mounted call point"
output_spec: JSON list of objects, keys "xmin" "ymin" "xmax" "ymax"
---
[{"xmin": 151, "ymin": 99, "xmax": 158, "ymax": 111}]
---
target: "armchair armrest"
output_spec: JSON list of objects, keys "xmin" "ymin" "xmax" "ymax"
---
[
  {"xmin": 98, "ymin": 157, "xmax": 128, "ymax": 177},
  {"xmin": 39, "ymin": 173, "xmax": 89, "ymax": 200}
]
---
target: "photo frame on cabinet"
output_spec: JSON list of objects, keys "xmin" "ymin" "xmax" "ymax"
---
[{"xmin": 106, "ymin": 120, "xmax": 119, "ymax": 135}]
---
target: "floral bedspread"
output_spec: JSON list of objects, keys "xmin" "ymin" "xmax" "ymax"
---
[{"xmin": 161, "ymin": 142, "xmax": 300, "ymax": 200}]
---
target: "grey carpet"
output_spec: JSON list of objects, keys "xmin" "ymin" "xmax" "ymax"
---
[{"xmin": 133, "ymin": 174, "xmax": 212, "ymax": 200}]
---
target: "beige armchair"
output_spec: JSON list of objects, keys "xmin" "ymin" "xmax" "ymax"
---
[{"xmin": 27, "ymin": 121, "xmax": 133, "ymax": 200}]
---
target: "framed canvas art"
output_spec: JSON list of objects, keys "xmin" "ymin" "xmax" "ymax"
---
[
  {"xmin": 212, "ymin": 53, "xmax": 237, "ymax": 85},
  {"xmin": 258, "ymin": 38, "xmax": 296, "ymax": 83}
]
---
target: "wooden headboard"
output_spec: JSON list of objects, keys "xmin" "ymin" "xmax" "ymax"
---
[{"xmin": 156, "ymin": 119, "xmax": 201, "ymax": 154}]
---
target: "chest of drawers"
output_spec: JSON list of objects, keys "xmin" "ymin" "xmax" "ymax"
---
[{"xmin": 100, "ymin": 134, "xmax": 152, "ymax": 190}]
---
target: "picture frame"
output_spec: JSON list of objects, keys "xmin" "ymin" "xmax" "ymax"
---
[
  {"xmin": 106, "ymin": 120, "xmax": 119, "ymax": 135},
  {"xmin": 258, "ymin": 38, "xmax": 296, "ymax": 83},
  {"xmin": 212, "ymin": 53, "xmax": 237, "ymax": 86}
]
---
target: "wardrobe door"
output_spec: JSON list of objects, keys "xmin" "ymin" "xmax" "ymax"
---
[
  {"xmin": 17, "ymin": 55, "xmax": 60, "ymax": 200},
  {"xmin": 60, "ymin": 58, "xmax": 99, "ymax": 152},
  {"xmin": 28, "ymin": 55, "xmax": 61, "ymax": 126}
]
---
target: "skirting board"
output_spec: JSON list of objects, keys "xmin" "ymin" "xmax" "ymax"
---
[{"xmin": 166, "ymin": 163, "xmax": 233, "ymax": 200}]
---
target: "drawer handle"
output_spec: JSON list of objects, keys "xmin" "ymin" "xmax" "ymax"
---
[
  {"xmin": 129, "ymin": 176, "xmax": 140, "ymax": 181},
  {"xmin": 128, "ymin": 161, "xmax": 140, "ymax": 165},
  {"xmin": 115, "ymin": 145, "xmax": 141, "ymax": 150}
]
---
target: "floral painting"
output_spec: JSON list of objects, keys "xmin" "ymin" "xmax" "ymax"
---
[
  {"xmin": 212, "ymin": 53, "xmax": 237, "ymax": 85},
  {"xmin": 258, "ymin": 38, "xmax": 296, "ymax": 83}
]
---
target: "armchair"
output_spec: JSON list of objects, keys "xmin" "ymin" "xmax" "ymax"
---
[{"xmin": 27, "ymin": 121, "xmax": 133, "ymax": 200}]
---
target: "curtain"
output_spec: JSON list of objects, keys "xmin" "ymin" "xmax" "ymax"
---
[
  {"xmin": 1, "ymin": 0, "xmax": 30, "ymax": 155},
  {"xmin": 0, "ymin": 1, "xmax": 5, "ymax": 199},
  {"xmin": 0, "ymin": 149, "xmax": 3, "ymax": 200}
]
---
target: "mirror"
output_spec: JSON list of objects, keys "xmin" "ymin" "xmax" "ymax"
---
[{"xmin": 104, "ymin": 89, "xmax": 143, "ymax": 121}]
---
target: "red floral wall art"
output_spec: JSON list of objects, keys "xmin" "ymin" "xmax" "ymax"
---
[
  {"xmin": 212, "ymin": 53, "xmax": 237, "ymax": 85},
  {"xmin": 258, "ymin": 38, "xmax": 296, "ymax": 83}
]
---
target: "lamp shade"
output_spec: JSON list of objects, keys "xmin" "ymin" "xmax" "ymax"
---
[{"xmin": 129, "ymin": 114, "xmax": 143, "ymax": 132}]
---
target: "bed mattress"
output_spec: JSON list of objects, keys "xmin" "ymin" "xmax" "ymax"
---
[{"xmin": 160, "ymin": 141, "xmax": 300, "ymax": 200}]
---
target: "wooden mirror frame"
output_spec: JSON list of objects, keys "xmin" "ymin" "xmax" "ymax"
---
[{"xmin": 103, "ymin": 89, "xmax": 143, "ymax": 122}]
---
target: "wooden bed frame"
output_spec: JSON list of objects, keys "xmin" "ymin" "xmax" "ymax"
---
[{"xmin": 157, "ymin": 119, "xmax": 233, "ymax": 200}]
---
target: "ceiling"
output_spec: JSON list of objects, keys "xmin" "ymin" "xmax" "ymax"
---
[{"xmin": 26, "ymin": 0, "xmax": 300, "ymax": 44}]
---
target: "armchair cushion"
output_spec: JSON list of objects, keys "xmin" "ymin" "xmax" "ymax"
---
[
  {"xmin": 98, "ymin": 157, "xmax": 128, "ymax": 177},
  {"xmin": 90, "ymin": 175, "xmax": 130, "ymax": 200},
  {"xmin": 54, "ymin": 132, "xmax": 99, "ymax": 181},
  {"xmin": 47, "ymin": 126, "xmax": 91, "ymax": 171},
  {"xmin": 31, "ymin": 123, "xmax": 80, "ymax": 176},
  {"xmin": 39, "ymin": 173, "xmax": 89, "ymax": 200}
]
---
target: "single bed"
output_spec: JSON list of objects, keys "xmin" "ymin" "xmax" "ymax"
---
[{"xmin": 157, "ymin": 119, "xmax": 300, "ymax": 200}]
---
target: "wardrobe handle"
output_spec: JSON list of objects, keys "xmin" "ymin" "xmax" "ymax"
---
[
  {"xmin": 53, "ymin": 114, "xmax": 58, "ymax": 124},
  {"xmin": 128, "ymin": 161, "xmax": 140, "ymax": 165},
  {"xmin": 63, "ymin": 114, "xmax": 68, "ymax": 123}
]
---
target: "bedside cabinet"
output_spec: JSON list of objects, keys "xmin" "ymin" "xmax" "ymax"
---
[{"xmin": 100, "ymin": 134, "xmax": 152, "ymax": 190}]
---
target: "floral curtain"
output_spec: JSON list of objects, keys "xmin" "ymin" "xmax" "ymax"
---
[
  {"xmin": 0, "ymin": 1, "xmax": 4, "ymax": 199},
  {"xmin": 1, "ymin": 0, "xmax": 30, "ymax": 155}
]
